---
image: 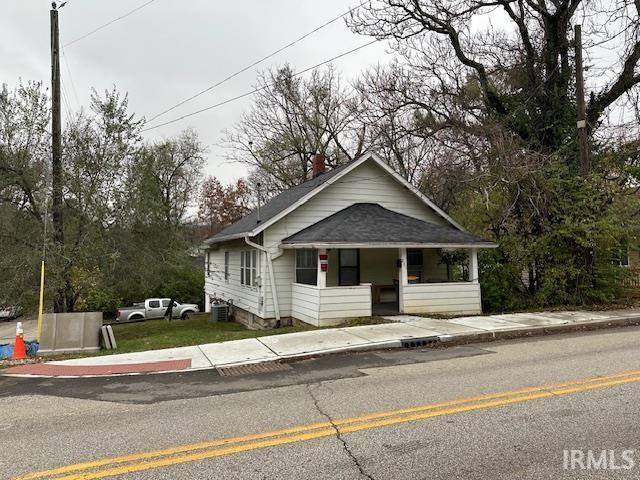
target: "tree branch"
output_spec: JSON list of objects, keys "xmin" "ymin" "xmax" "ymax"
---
[{"xmin": 588, "ymin": 40, "xmax": 640, "ymax": 125}]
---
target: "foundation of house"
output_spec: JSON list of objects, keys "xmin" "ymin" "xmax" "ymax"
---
[{"xmin": 231, "ymin": 306, "xmax": 292, "ymax": 330}]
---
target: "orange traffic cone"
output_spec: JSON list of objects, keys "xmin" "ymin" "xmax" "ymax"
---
[{"xmin": 11, "ymin": 322, "xmax": 27, "ymax": 360}]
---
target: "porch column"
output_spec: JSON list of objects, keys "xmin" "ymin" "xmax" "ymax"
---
[
  {"xmin": 398, "ymin": 248, "xmax": 407, "ymax": 312},
  {"xmin": 317, "ymin": 248, "xmax": 327, "ymax": 288},
  {"xmin": 204, "ymin": 293, "xmax": 211, "ymax": 313},
  {"xmin": 469, "ymin": 248, "xmax": 479, "ymax": 283}
]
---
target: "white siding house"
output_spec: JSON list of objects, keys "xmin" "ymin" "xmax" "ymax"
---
[{"xmin": 203, "ymin": 152, "xmax": 496, "ymax": 327}]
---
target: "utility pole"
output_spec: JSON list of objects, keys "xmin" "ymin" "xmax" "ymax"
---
[
  {"xmin": 50, "ymin": 4, "xmax": 65, "ymax": 311},
  {"xmin": 575, "ymin": 24, "xmax": 594, "ymax": 285},
  {"xmin": 575, "ymin": 24, "xmax": 589, "ymax": 177}
]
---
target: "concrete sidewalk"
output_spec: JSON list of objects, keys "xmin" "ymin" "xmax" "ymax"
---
[{"xmin": 4, "ymin": 309, "xmax": 640, "ymax": 377}]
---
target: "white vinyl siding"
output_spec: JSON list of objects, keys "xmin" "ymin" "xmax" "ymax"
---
[
  {"xmin": 261, "ymin": 160, "xmax": 448, "ymax": 319},
  {"xmin": 263, "ymin": 161, "xmax": 446, "ymax": 248},
  {"xmin": 209, "ymin": 157, "xmax": 482, "ymax": 324},
  {"xmin": 241, "ymin": 250, "xmax": 258, "ymax": 286},
  {"xmin": 402, "ymin": 282, "xmax": 481, "ymax": 315},
  {"xmin": 204, "ymin": 243, "xmax": 262, "ymax": 316},
  {"xmin": 291, "ymin": 283, "xmax": 321, "ymax": 326},
  {"xmin": 263, "ymin": 250, "xmax": 295, "ymax": 318},
  {"xmin": 291, "ymin": 283, "xmax": 372, "ymax": 327}
]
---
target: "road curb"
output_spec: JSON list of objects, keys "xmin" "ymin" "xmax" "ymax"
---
[
  {"xmin": 431, "ymin": 315, "xmax": 640, "ymax": 348},
  {"xmin": 4, "ymin": 315, "xmax": 640, "ymax": 379}
]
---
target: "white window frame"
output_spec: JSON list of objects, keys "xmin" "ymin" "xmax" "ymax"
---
[
  {"xmin": 206, "ymin": 251, "xmax": 210, "ymax": 276},
  {"xmin": 295, "ymin": 249, "xmax": 318, "ymax": 285},
  {"xmin": 241, "ymin": 250, "xmax": 258, "ymax": 287},
  {"xmin": 620, "ymin": 246, "xmax": 630, "ymax": 268}
]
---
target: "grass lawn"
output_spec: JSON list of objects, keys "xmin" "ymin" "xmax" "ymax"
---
[{"xmin": 106, "ymin": 314, "xmax": 389, "ymax": 355}]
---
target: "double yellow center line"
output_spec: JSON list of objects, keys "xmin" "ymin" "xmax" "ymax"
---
[{"xmin": 16, "ymin": 368, "xmax": 640, "ymax": 480}]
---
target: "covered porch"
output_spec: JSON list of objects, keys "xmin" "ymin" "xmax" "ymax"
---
[{"xmin": 281, "ymin": 203, "xmax": 495, "ymax": 326}]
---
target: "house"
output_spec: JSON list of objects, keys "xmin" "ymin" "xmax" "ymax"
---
[{"xmin": 203, "ymin": 152, "xmax": 496, "ymax": 328}]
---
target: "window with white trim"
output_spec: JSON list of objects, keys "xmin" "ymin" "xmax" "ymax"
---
[
  {"xmin": 241, "ymin": 250, "xmax": 258, "ymax": 286},
  {"xmin": 296, "ymin": 249, "xmax": 317, "ymax": 285},
  {"xmin": 614, "ymin": 246, "xmax": 630, "ymax": 267}
]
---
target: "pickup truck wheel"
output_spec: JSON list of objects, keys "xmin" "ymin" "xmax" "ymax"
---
[{"xmin": 181, "ymin": 312, "xmax": 190, "ymax": 320}]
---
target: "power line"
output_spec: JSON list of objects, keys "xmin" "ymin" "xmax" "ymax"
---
[
  {"xmin": 63, "ymin": 0, "xmax": 158, "ymax": 48},
  {"xmin": 60, "ymin": 79, "xmax": 74, "ymax": 123},
  {"xmin": 61, "ymin": 48, "xmax": 80, "ymax": 107},
  {"xmin": 140, "ymin": 40, "xmax": 378, "ymax": 133},
  {"xmin": 145, "ymin": 1, "xmax": 366, "ymax": 124}
]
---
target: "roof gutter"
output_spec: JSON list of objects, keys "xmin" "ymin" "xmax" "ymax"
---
[
  {"xmin": 205, "ymin": 231, "xmax": 257, "ymax": 246},
  {"xmin": 244, "ymin": 235, "xmax": 280, "ymax": 323},
  {"xmin": 279, "ymin": 242, "xmax": 498, "ymax": 249}
]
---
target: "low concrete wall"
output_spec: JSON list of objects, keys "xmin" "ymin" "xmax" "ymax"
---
[{"xmin": 39, "ymin": 312, "xmax": 103, "ymax": 354}]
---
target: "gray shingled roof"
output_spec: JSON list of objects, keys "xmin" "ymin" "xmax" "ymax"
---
[
  {"xmin": 206, "ymin": 160, "xmax": 355, "ymax": 243},
  {"xmin": 282, "ymin": 203, "xmax": 492, "ymax": 246}
]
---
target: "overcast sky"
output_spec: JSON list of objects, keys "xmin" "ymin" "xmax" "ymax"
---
[
  {"xmin": 2, "ymin": 0, "xmax": 392, "ymax": 184},
  {"xmin": 3, "ymin": 1, "xmax": 631, "ymax": 189}
]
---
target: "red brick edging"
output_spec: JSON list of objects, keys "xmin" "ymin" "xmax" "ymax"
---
[{"xmin": 3, "ymin": 358, "xmax": 192, "ymax": 376}]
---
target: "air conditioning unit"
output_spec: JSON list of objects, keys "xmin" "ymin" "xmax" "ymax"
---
[{"xmin": 209, "ymin": 304, "xmax": 228, "ymax": 323}]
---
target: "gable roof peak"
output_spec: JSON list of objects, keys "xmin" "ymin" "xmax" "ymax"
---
[{"xmin": 204, "ymin": 152, "xmax": 464, "ymax": 244}]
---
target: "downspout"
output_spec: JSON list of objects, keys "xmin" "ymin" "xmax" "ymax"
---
[{"xmin": 244, "ymin": 235, "xmax": 281, "ymax": 322}]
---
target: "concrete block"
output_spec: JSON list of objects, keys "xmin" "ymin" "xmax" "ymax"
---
[
  {"xmin": 107, "ymin": 325, "xmax": 117, "ymax": 350},
  {"xmin": 39, "ymin": 312, "xmax": 102, "ymax": 353},
  {"xmin": 100, "ymin": 326, "xmax": 112, "ymax": 349}
]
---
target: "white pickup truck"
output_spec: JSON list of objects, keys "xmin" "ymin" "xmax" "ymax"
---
[{"xmin": 116, "ymin": 298, "xmax": 199, "ymax": 322}]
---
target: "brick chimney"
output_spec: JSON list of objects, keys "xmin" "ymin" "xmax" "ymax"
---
[{"xmin": 311, "ymin": 153, "xmax": 326, "ymax": 178}]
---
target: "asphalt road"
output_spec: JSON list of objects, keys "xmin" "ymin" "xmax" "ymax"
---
[
  {"xmin": 0, "ymin": 318, "xmax": 36, "ymax": 343},
  {"xmin": 3, "ymin": 327, "xmax": 640, "ymax": 479}
]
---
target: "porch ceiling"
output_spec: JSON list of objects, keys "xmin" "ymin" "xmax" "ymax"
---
[{"xmin": 281, "ymin": 203, "xmax": 496, "ymax": 249}]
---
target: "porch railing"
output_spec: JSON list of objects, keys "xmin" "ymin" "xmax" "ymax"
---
[
  {"xmin": 402, "ymin": 282, "xmax": 482, "ymax": 315},
  {"xmin": 291, "ymin": 283, "xmax": 372, "ymax": 326},
  {"xmin": 620, "ymin": 268, "xmax": 640, "ymax": 288}
]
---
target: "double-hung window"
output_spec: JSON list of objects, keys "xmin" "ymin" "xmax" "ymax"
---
[
  {"xmin": 241, "ymin": 250, "xmax": 257, "ymax": 286},
  {"xmin": 296, "ymin": 249, "xmax": 317, "ymax": 285}
]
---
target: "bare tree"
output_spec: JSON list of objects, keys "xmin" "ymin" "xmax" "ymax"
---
[
  {"xmin": 224, "ymin": 65, "xmax": 364, "ymax": 191},
  {"xmin": 349, "ymin": 0, "xmax": 640, "ymax": 152}
]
